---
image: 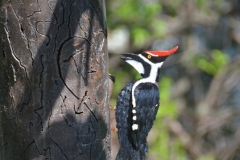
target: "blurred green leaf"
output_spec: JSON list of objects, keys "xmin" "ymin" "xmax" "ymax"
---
[
  {"xmin": 107, "ymin": 0, "xmax": 165, "ymax": 46},
  {"xmin": 145, "ymin": 2, "xmax": 162, "ymax": 18},
  {"xmin": 157, "ymin": 76, "xmax": 178, "ymax": 119},
  {"xmin": 131, "ymin": 27, "xmax": 149, "ymax": 46},
  {"xmin": 197, "ymin": 156, "xmax": 215, "ymax": 160},
  {"xmin": 151, "ymin": 129, "xmax": 170, "ymax": 158},
  {"xmin": 196, "ymin": 0, "xmax": 207, "ymax": 9},
  {"xmin": 192, "ymin": 50, "xmax": 229, "ymax": 76},
  {"xmin": 211, "ymin": 49, "xmax": 229, "ymax": 69},
  {"xmin": 152, "ymin": 20, "xmax": 167, "ymax": 38}
]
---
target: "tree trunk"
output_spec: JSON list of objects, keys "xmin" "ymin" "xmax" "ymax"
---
[{"xmin": 0, "ymin": 0, "xmax": 110, "ymax": 159}]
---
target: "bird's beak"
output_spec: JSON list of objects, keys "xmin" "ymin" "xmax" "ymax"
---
[
  {"xmin": 120, "ymin": 53, "xmax": 144, "ymax": 75},
  {"xmin": 121, "ymin": 53, "xmax": 139, "ymax": 61}
]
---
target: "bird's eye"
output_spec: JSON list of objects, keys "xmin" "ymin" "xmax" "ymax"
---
[{"xmin": 147, "ymin": 55, "xmax": 151, "ymax": 59}]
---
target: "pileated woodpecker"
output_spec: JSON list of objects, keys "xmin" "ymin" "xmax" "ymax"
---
[{"xmin": 115, "ymin": 46, "xmax": 178, "ymax": 160}]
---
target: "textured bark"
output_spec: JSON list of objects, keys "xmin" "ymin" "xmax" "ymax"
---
[{"xmin": 0, "ymin": 0, "xmax": 110, "ymax": 159}]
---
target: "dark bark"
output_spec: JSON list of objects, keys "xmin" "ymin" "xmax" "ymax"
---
[{"xmin": 0, "ymin": 0, "xmax": 110, "ymax": 159}]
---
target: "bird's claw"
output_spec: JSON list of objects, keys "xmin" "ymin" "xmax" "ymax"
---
[
  {"xmin": 109, "ymin": 105, "xmax": 116, "ymax": 110},
  {"xmin": 111, "ymin": 126, "xmax": 118, "ymax": 133}
]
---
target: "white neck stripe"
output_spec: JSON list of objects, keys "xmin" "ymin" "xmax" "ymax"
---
[{"xmin": 131, "ymin": 56, "xmax": 163, "ymax": 107}]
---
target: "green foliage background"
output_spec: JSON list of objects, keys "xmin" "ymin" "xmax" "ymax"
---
[{"xmin": 107, "ymin": 0, "xmax": 240, "ymax": 159}]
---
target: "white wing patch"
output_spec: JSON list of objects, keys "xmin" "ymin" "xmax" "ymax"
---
[
  {"xmin": 133, "ymin": 116, "xmax": 137, "ymax": 120},
  {"xmin": 125, "ymin": 60, "xmax": 144, "ymax": 75},
  {"xmin": 132, "ymin": 124, "xmax": 138, "ymax": 130}
]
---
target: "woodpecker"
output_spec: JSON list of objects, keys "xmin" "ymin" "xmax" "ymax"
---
[{"xmin": 115, "ymin": 46, "xmax": 178, "ymax": 160}]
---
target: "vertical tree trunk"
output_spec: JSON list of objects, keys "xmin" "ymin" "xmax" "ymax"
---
[{"xmin": 0, "ymin": 0, "xmax": 110, "ymax": 159}]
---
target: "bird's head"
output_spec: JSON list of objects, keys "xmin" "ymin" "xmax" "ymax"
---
[{"xmin": 121, "ymin": 46, "xmax": 178, "ymax": 80}]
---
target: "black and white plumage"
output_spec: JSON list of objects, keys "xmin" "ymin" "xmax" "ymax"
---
[{"xmin": 115, "ymin": 46, "xmax": 178, "ymax": 160}]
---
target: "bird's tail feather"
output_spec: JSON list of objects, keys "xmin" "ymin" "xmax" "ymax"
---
[{"xmin": 116, "ymin": 143, "xmax": 148, "ymax": 160}]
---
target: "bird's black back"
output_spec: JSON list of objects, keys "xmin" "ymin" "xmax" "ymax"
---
[{"xmin": 115, "ymin": 80, "xmax": 159, "ymax": 160}]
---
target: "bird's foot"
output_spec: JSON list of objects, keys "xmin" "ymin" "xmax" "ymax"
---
[
  {"xmin": 109, "ymin": 104, "xmax": 116, "ymax": 110},
  {"xmin": 111, "ymin": 126, "xmax": 118, "ymax": 133}
]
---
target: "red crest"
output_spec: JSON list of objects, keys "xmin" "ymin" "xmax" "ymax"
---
[{"xmin": 145, "ymin": 46, "xmax": 178, "ymax": 57}]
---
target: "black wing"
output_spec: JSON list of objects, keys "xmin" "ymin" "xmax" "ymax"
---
[
  {"xmin": 131, "ymin": 82, "xmax": 159, "ymax": 149},
  {"xmin": 116, "ymin": 81, "xmax": 135, "ymax": 132},
  {"xmin": 116, "ymin": 81, "xmax": 136, "ymax": 159}
]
